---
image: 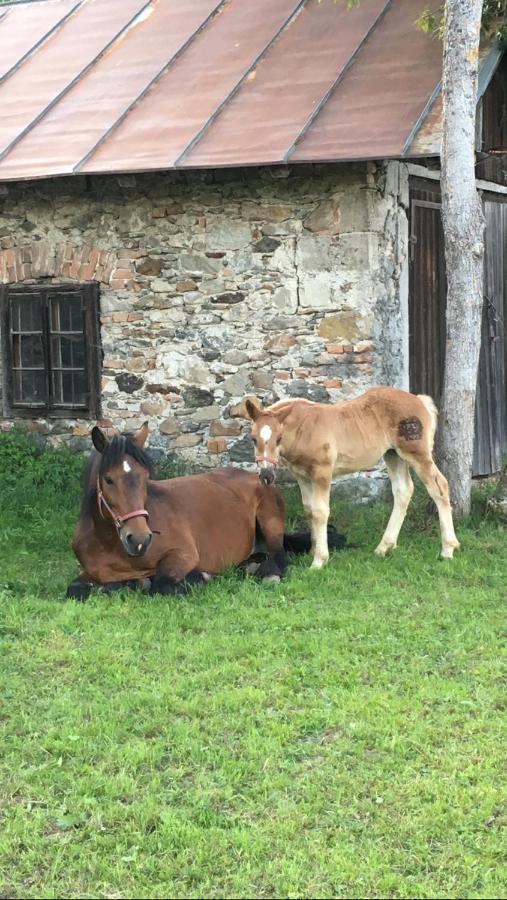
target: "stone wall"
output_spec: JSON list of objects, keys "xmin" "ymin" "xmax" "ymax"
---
[{"xmin": 0, "ymin": 161, "xmax": 409, "ymax": 477}]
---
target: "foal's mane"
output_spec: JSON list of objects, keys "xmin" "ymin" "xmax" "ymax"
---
[{"xmin": 79, "ymin": 434, "xmax": 153, "ymax": 521}]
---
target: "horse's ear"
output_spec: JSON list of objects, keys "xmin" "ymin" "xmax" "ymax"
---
[
  {"xmin": 91, "ymin": 426, "xmax": 109, "ymax": 454},
  {"xmin": 133, "ymin": 421, "xmax": 149, "ymax": 448},
  {"xmin": 275, "ymin": 405, "xmax": 293, "ymax": 425},
  {"xmin": 244, "ymin": 397, "xmax": 263, "ymax": 421}
]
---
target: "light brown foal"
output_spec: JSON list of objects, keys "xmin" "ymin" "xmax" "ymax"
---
[{"xmin": 243, "ymin": 386, "xmax": 459, "ymax": 568}]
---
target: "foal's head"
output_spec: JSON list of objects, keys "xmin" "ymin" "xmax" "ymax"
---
[
  {"xmin": 245, "ymin": 398, "xmax": 286, "ymax": 485},
  {"xmin": 91, "ymin": 422, "xmax": 153, "ymax": 557}
]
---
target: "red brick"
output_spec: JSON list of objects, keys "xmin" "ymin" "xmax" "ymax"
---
[
  {"xmin": 103, "ymin": 358, "xmax": 123, "ymax": 369},
  {"xmin": 152, "ymin": 207, "xmax": 167, "ymax": 218},
  {"xmin": 112, "ymin": 312, "xmax": 129, "ymax": 323},
  {"xmin": 294, "ymin": 367, "xmax": 310, "ymax": 377},
  {"xmin": 275, "ymin": 371, "xmax": 290, "ymax": 381},
  {"xmin": 323, "ymin": 378, "xmax": 343, "ymax": 388},
  {"xmin": 326, "ymin": 343, "xmax": 345, "ymax": 354}
]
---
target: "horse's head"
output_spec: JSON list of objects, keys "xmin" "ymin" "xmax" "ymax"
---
[
  {"xmin": 244, "ymin": 397, "xmax": 287, "ymax": 486},
  {"xmin": 91, "ymin": 421, "xmax": 153, "ymax": 557}
]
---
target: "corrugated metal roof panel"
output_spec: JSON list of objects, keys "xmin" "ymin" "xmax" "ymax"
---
[
  {"xmin": 0, "ymin": 0, "xmax": 449, "ymax": 180},
  {"xmin": 182, "ymin": 0, "xmax": 389, "ymax": 168},
  {"xmin": 0, "ymin": 0, "xmax": 223, "ymax": 179},
  {"xmin": 292, "ymin": 0, "xmax": 443, "ymax": 162},
  {"xmin": 0, "ymin": 0, "xmax": 79, "ymax": 82},
  {"xmin": 0, "ymin": 0, "xmax": 149, "ymax": 162},
  {"xmin": 80, "ymin": 0, "xmax": 305, "ymax": 173}
]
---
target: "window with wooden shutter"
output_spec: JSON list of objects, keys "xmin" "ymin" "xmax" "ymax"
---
[{"xmin": 1, "ymin": 283, "xmax": 101, "ymax": 418}]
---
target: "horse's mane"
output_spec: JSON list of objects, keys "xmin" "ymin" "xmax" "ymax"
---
[{"xmin": 79, "ymin": 434, "xmax": 153, "ymax": 521}]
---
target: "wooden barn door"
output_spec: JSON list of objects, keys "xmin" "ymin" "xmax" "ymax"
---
[
  {"xmin": 474, "ymin": 199, "xmax": 507, "ymax": 474},
  {"xmin": 408, "ymin": 178, "xmax": 507, "ymax": 476}
]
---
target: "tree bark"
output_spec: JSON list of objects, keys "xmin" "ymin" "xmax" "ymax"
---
[{"xmin": 438, "ymin": 0, "xmax": 485, "ymax": 517}]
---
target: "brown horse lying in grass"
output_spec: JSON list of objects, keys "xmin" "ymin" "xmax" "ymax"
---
[
  {"xmin": 243, "ymin": 386, "xmax": 459, "ymax": 568},
  {"xmin": 67, "ymin": 422, "xmax": 344, "ymax": 600}
]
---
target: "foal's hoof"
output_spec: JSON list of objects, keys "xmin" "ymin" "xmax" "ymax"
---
[
  {"xmin": 310, "ymin": 556, "xmax": 329, "ymax": 570},
  {"xmin": 440, "ymin": 541, "xmax": 460, "ymax": 560},
  {"xmin": 374, "ymin": 541, "xmax": 396, "ymax": 557}
]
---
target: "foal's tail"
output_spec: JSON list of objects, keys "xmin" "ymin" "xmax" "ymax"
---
[{"xmin": 417, "ymin": 394, "xmax": 438, "ymax": 450}]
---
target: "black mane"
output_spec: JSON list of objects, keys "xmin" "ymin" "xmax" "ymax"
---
[
  {"xmin": 98, "ymin": 434, "xmax": 153, "ymax": 477},
  {"xmin": 80, "ymin": 434, "xmax": 153, "ymax": 520}
]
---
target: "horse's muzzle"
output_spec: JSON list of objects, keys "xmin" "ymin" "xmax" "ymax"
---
[
  {"xmin": 121, "ymin": 530, "xmax": 153, "ymax": 557},
  {"xmin": 259, "ymin": 466, "xmax": 275, "ymax": 486}
]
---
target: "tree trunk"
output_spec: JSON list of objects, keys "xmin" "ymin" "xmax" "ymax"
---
[{"xmin": 438, "ymin": 0, "xmax": 485, "ymax": 517}]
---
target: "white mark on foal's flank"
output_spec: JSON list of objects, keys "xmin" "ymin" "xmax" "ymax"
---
[
  {"xmin": 260, "ymin": 425, "xmax": 272, "ymax": 443},
  {"xmin": 123, "ymin": 460, "xmax": 131, "ymax": 473}
]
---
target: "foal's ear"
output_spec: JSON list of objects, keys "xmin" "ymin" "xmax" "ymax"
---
[
  {"xmin": 244, "ymin": 397, "xmax": 263, "ymax": 421},
  {"xmin": 275, "ymin": 405, "xmax": 293, "ymax": 425},
  {"xmin": 133, "ymin": 420, "xmax": 149, "ymax": 448},
  {"xmin": 91, "ymin": 426, "xmax": 109, "ymax": 454}
]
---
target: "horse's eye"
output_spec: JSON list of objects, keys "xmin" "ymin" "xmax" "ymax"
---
[
  {"xmin": 276, "ymin": 437, "xmax": 282, "ymax": 445},
  {"xmin": 105, "ymin": 476, "xmax": 114, "ymax": 486}
]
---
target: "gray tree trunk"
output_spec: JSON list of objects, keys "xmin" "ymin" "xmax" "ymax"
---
[{"xmin": 438, "ymin": 0, "xmax": 485, "ymax": 517}]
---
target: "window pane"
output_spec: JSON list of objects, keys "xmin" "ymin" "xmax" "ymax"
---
[
  {"xmin": 13, "ymin": 333, "xmax": 45, "ymax": 368},
  {"xmin": 51, "ymin": 334, "xmax": 85, "ymax": 369},
  {"xmin": 13, "ymin": 370, "xmax": 46, "ymax": 406},
  {"xmin": 50, "ymin": 295, "xmax": 83, "ymax": 332},
  {"xmin": 11, "ymin": 296, "xmax": 42, "ymax": 333},
  {"xmin": 52, "ymin": 369, "xmax": 87, "ymax": 406}
]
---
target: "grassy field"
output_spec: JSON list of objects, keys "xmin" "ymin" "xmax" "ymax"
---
[{"xmin": 0, "ymin": 440, "xmax": 506, "ymax": 899}]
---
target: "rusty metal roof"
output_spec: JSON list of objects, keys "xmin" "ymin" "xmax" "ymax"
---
[{"xmin": 0, "ymin": 0, "xmax": 447, "ymax": 180}]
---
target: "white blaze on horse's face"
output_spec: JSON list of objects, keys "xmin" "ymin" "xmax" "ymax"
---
[
  {"xmin": 260, "ymin": 425, "xmax": 272, "ymax": 445},
  {"xmin": 252, "ymin": 416, "xmax": 282, "ymax": 471},
  {"xmin": 123, "ymin": 460, "xmax": 131, "ymax": 473}
]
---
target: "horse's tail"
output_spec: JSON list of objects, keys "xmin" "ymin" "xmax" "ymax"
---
[
  {"xmin": 284, "ymin": 525, "xmax": 347, "ymax": 554},
  {"xmin": 417, "ymin": 394, "xmax": 438, "ymax": 449}
]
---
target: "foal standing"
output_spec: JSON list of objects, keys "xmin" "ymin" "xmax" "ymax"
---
[{"xmin": 243, "ymin": 387, "xmax": 459, "ymax": 568}]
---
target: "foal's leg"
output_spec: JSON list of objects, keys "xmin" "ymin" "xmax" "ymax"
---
[
  {"xmin": 295, "ymin": 476, "xmax": 314, "ymax": 533},
  {"xmin": 375, "ymin": 450, "xmax": 414, "ymax": 556},
  {"xmin": 308, "ymin": 470, "xmax": 333, "ymax": 569},
  {"xmin": 255, "ymin": 488, "xmax": 287, "ymax": 581},
  {"xmin": 407, "ymin": 455, "xmax": 460, "ymax": 559}
]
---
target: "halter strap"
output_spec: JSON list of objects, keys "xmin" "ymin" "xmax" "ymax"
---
[
  {"xmin": 255, "ymin": 455, "xmax": 279, "ymax": 466},
  {"xmin": 96, "ymin": 476, "xmax": 149, "ymax": 532}
]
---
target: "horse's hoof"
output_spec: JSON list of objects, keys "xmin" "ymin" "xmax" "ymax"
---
[
  {"xmin": 262, "ymin": 574, "xmax": 281, "ymax": 584},
  {"xmin": 66, "ymin": 579, "xmax": 93, "ymax": 601}
]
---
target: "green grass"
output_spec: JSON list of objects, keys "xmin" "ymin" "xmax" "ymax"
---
[{"xmin": 0, "ymin": 455, "xmax": 506, "ymax": 899}]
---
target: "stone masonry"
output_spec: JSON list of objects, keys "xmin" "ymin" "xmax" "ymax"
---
[{"xmin": 0, "ymin": 161, "xmax": 409, "ymax": 480}]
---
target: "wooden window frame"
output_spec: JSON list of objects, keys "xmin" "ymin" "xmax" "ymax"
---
[{"xmin": 0, "ymin": 282, "xmax": 101, "ymax": 419}]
